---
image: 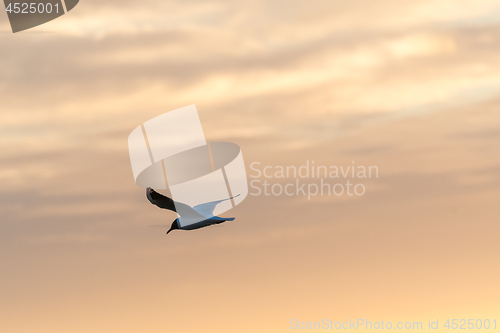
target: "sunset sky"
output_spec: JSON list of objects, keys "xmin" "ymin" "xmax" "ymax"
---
[{"xmin": 1, "ymin": 1, "xmax": 500, "ymax": 332}]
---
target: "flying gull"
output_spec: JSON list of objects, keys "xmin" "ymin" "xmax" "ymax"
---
[{"xmin": 146, "ymin": 187, "xmax": 238, "ymax": 234}]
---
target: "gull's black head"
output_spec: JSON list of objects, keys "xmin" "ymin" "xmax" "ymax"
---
[{"xmin": 167, "ymin": 218, "xmax": 179, "ymax": 234}]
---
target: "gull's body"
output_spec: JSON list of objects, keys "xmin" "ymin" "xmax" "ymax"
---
[{"xmin": 146, "ymin": 188, "xmax": 236, "ymax": 234}]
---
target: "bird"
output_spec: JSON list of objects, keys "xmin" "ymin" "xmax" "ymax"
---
[{"xmin": 146, "ymin": 187, "xmax": 238, "ymax": 234}]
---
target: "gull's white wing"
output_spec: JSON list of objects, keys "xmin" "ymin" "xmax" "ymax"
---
[{"xmin": 192, "ymin": 194, "xmax": 240, "ymax": 218}]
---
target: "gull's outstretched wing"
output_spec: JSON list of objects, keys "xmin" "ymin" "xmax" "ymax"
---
[
  {"xmin": 193, "ymin": 194, "xmax": 241, "ymax": 218},
  {"xmin": 146, "ymin": 188, "xmax": 176, "ymax": 211},
  {"xmin": 146, "ymin": 188, "xmax": 207, "ymax": 220}
]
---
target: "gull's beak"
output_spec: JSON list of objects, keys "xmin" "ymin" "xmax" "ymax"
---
[{"xmin": 166, "ymin": 219, "xmax": 179, "ymax": 235}]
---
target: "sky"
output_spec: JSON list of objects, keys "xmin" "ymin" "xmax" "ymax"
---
[{"xmin": 1, "ymin": 1, "xmax": 500, "ymax": 332}]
